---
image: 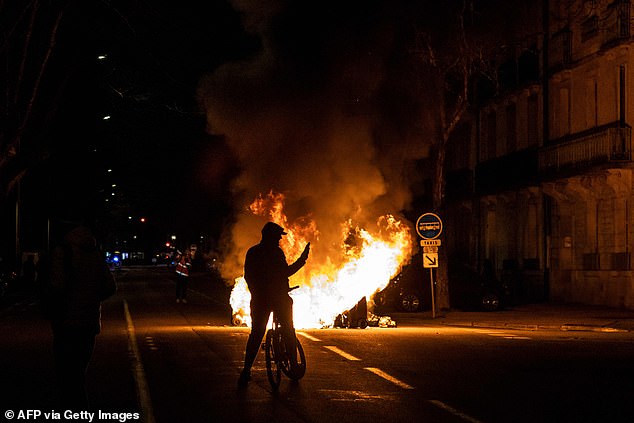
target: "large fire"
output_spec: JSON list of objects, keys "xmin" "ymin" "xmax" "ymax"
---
[{"xmin": 229, "ymin": 192, "xmax": 413, "ymax": 329}]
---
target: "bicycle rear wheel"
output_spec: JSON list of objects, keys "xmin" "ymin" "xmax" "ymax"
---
[
  {"xmin": 264, "ymin": 330, "xmax": 281, "ymax": 389},
  {"xmin": 281, "ymin": 336, "xmax": 306, "ymax": 380}
]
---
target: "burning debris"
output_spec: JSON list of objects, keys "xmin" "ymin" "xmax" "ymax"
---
[
  {"xmin": 332, "ymin": 297, "xmax": 398, "ymax": 329},
  {"xmin": 368, "ymin": 314, "xmax": 397, "ymax": 328},
  {"xmin": 334, "ymin": 297, "xmax": 369, "ymax": 328}
]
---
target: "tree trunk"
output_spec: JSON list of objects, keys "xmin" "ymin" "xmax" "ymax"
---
[{"xmin": 432, "ymin": 133, "xmax": 450, "ymax": 311}]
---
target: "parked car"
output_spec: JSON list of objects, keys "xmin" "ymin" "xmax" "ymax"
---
[
  {"xmin": 448, "ymin": 259, "xmax": 509, "ymax": 311},
  {"xmin": 371, "ymin": 255, "xmax": 509, "ymax": 313},
  {"xmin": 372, "ymin": 256, "xmax": 428, "ymax": 313}
]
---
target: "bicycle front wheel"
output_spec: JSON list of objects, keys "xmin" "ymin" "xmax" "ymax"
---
[{"xmin": 264, "ymin": 330, "xmax": 281, "ymax": 389}]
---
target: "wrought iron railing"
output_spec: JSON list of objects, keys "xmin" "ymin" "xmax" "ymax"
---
[{"xmin": 539, "ymin": 123, "xmax": 632, "ymax": 174}]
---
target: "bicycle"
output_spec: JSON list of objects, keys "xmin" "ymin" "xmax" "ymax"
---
[{"xmin": 263, "ymin": 287, "xmax": 306, "ymax": 389}]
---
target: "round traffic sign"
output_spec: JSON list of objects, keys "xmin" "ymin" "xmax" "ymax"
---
[{"xmin": 416, "ymin": 213, "xmax": 443, "ymax": 239}]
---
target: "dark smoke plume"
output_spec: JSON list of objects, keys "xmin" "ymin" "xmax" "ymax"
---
[{"xmin": 198, "ymin": 1, "xmax": 429, "ymax": 279}]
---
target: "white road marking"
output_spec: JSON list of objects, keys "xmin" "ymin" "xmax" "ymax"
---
[
  {"xmin": 297, "ymin": 331, "xmax": 321, "ymax": 342},
  {"xmin": 324, "ymin": 346, "xmax": 361, "ymax": 361},
  {"xmin": 124, "ymin": 300, "xmax": 156, "ymax": 423},
  {"xmin": 428, "ymin": 400, "xmax": 484, "ymax": 423},
  {"xmin": 364, "ymin": 367, "xmax": 414, "ymax": 390},
  {"xmin": 484, "ymin": 331, "xmax": 532, "ymax": 340}
]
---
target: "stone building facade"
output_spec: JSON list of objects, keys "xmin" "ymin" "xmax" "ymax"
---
[
  {"xmin": 542, "ymin": 0, "xmax": 634, "ymax": 308},
  {"xmin": 445, "ymin": 0, "xmax": 634, "ymax": 309}
]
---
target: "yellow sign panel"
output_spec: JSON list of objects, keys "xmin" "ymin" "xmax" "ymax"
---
[{"xmin": 423, "ymin": 252, "xmax": 439, "ymax": 268}]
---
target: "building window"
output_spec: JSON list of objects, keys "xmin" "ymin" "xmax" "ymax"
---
[
  {"xmin": 550, "ymin": 29, "xmax": 571, "ymax": 69},
  {"xmin": 617, "ymin": 0, "xmax": 631, "ymax": 38},
  {"xmin": 612, "ymin": 252, "xmax": 631, "ymax": 270},
  {"xmin": 506, "ymin": 103, "xmax": 517, "ymax": 153},
  {"xmin": 581, "ymin": 15, "xmax": 599, "ymax": 41},
  {"xmin": 527, "ymin": 94, "xmax": 538, "ymax": 146},
  {"xmin": 582, "ymin": 253, "xmax": 600, "ymax": 270},
  {"xmin": 487, "ymin": 111, "xmax": 497, "ymax": 160},
  {"xmin": 559, "ymin": 87, "xmax": 571, "ymax": 136},
  {"xmin": 619, "ymin": 65, "xmax": 626, "ymax": 124},
  {"xmin": 604, "ymin": 0, "xmax": 631, "ymax": 43},
  {"xmin": 594, "ymin": 80, "xmax": 599, "ymax": 127},
  {"xmin": 585, "ymin": 80, "xmax": 598, "ymax": 128}
]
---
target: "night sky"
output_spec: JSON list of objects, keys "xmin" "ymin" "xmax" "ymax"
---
[
  {"xmin": 39, "ymin": 0, "xmax": 257, "ymax": 247},
  {"xmin": 7, "ymin": 0, "xmax": 528, "ymax": 255}
]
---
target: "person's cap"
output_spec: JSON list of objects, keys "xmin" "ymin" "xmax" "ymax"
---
[{"xmin": 261, "ymin": 222, "xmax": 287, "ymax": 236}]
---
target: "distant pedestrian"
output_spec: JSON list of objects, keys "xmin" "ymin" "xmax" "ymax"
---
[
  {"xmin": 175, "ymin": 249, "xmax": 192, "ymax": 303},
  {"xmin": 46, "ymin": 224, "xmax": 116, "ymax": 409}
]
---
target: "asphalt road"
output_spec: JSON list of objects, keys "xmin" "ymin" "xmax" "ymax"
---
[{"xmin": 1, "ymin": 267, "xmax": 634, "ymax": 423}]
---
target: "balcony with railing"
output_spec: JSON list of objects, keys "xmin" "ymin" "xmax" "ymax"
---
[{"xmin": 539, "ymin": 122, "xmax": 632, "ymax": 177}]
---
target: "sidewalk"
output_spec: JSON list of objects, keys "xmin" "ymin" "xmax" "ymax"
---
[{"xmin": 391, "ymin": 303, "xmax": 634, "ymax": 332}]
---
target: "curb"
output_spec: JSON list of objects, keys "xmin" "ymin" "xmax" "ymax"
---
[
  {"xmin": 436, "ymin": 321, "xmax": 630, "ymax": 333},
  {"xmin": 560, "ymin": 324, "xmax": 629, "ymax": 333}
]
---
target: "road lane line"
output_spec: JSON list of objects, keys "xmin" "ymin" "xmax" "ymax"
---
[
  {"xmin": 124, "ymin": 300, "xmax": 156, "ymax": 423},
  {"xmin": 297, "ymin": 332, "xmax": 321, "ymax": 342},
  {"xmin": 485, "ymin": 332, "xmax": 532, "ymax": 340},
  {"xmin": 428, "ymin": 400, "xmax": 483, "ymax": 423},
  {"xmin": 324, "ymin": 346, "xmax": 361, "ymax": 361},
  {"xmin": 364, "ymin": 367, "xmax": 414, "ymax": 390}
]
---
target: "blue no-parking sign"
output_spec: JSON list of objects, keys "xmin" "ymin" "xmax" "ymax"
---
[{"xmin": 416, "ymin": 213, "xmax": 443, "ymax": 240}]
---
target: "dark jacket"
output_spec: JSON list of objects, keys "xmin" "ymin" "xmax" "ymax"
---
[
  {"xmin": 244, "ymin": 240, "xmax": 305, "ymax": 301},
  {"xmin": 49, "ymin": 226, "xmax": 116, "ymax": 334}
]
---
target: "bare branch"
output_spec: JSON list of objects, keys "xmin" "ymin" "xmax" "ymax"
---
[
  {"xmin": 15, "ymin": 3, "xmax": 66, "ymax": 147},
  {"xmin": 14, "ymin": 0, "xmax": 40, "ymax": 105},
  {"xmin": 0, "ymin": 0, "xmax": 37, "ymax": 55}
]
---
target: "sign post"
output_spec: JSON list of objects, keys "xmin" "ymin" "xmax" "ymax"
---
[{"xmin": 416, "ymin": 213, "xmax": 443, "ymax": 319}]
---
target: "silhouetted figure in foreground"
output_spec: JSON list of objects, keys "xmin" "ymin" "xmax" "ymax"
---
[
  {"xmin": 238, "ymin": 222, "xmax": 310, "ymax": 387},
  {"xmin": 47, "ymin": 224, "xmax": 116, "ymax": 409}
]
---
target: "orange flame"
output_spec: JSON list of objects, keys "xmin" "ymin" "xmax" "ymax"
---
[{"xmin": 230, "ymin": 192, "xmax": 412, "ymax": 328}]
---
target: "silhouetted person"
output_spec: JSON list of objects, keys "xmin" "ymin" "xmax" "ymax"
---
[
  {"xmin": 238, "ymin": 222, "xmax": 310, "ymax": 387},
  {"xmin": 48, "ymin": 224, "xmax": 116, "ymax": 409}
]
